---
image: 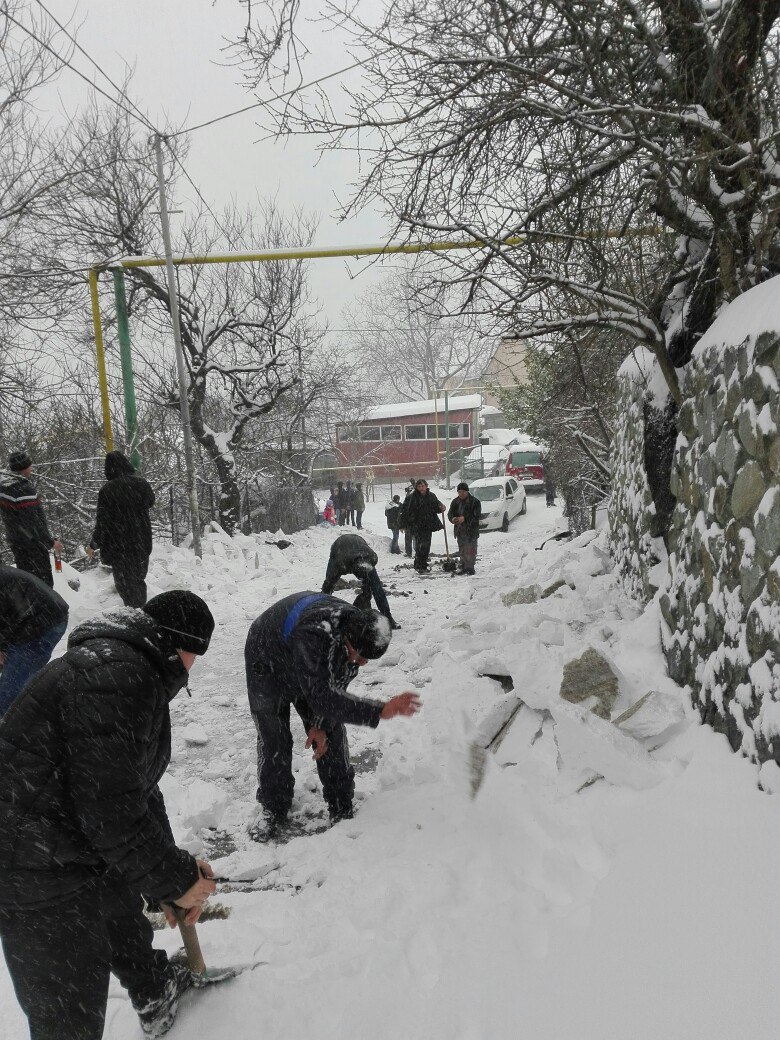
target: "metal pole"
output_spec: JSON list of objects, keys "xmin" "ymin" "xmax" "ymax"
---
[
  {"xmin": 444, "ymin": 389, "xmax": 451, "ymax": 490},
  {"xmin": 111, "ymin": 269, "xmax": 140, "ymax": 469},
  {"xmin": 88, "ymin": 269, "xmax": 114, "ymax": 453},
  {"xmin": 153, "ymin": 133, "xmax": 202, "ymax": 557}
]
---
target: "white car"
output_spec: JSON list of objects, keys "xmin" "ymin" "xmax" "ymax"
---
[{"xmin": 470, "ymin": 476, "xmax": 527, "ymax": 532}]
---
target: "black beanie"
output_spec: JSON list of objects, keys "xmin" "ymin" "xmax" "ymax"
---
[
  {"xmin": 143, "ymin": 591, "xmax": 215, "ymax": 655},
  {"xmin": 343, "ymin": 608, "xmax": 392, "ymax": 659},
  {"xmin": 8, "ymin": 451, "xmax": 32, "ymax": 472}
]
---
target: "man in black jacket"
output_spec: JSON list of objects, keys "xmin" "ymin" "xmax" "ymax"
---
[
  {"xmin": 404, "ymin": 478, "xmax": 446, "ymax": 573},
  {"xmin": 447, "ymin": 482, "xmax": 482, "ymax": 575},
  {"xmin": 0, "ymin": 590, "xmax": 217, "ymax": 1040},
  {"xmin": 0, "ymin": 451, "xmax": 62, "ymax": 587},
  {"xmin": 245, "ymin": 593, "xmax": 420, "ymax": 835},
  {"xmin": 385, "ymin": 494, "xmax": 402, "ymax": 553},
  {"xmin": 321, "ymin": 532, "xmax": 400, "ymax": 628},
  {"xmin": 0, "ymin": 566, "xmax": 69, "ymax": 716},
  {"xmin": 87, "ymin": 451, "xmax": 155, "ymax": 607},
  {"xmin": 398, "ymin": 482, "xmax": 416, "ymax": 558}
]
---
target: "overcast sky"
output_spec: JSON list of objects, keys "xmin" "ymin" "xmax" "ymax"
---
[{"xmin": 43, "ymin": 0, "xmax": 394, "ymax": 323}]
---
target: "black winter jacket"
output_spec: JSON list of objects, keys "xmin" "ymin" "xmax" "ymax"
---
[
  {"xmin": 448, "ymin": 493, "xmax": 482, "ymax": 539},
  {"xmin": 0, "ymin": 610, "xmax": 198, "ymax": 909},
  {"xmin": 385, "ymin": 503, "xmax": 401, "ymax": 530},
  {"xmin": 90, "ymin": 463, "xmax": 155, "ymax": 565},
  {"xmin": 0, "ymin": 565, "xmax": 69, "ymax": 651},
  {"xmin": 245, "ymin": 592, "xmax": 384, "ymax": 729},
  {"xmin": 0, "ymin": 472, "xmax": 55, "ymax": 551},
  {"xmin": 404, "ymin": 489, "xmax": 445, "ymax": 533},
  {"xmin": 323, "ymin": 533, "xmax": 378, "ymax": 581}
]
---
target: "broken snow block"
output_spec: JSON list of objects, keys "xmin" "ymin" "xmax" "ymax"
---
[
  {"xmin": 612, "ymin": 690, "xmax": 685, "ymax": 740},
  {"xmin": 540, "ymin": 577, "xmax": 567, "ymax": 599},
  {"xmin": 182, "ymin": 722, "xmax": 210, "ymax": 746},
  {"xmin": 539, "ymin": 619, "xmax": 565, "ymax": 646},
  {"xmin": 559, "ymin": 647, "xmax": 619, "ymax": 719},
  {"xmin": 501, "ymin": 584, "xmax": 541, "ymax": 606}
]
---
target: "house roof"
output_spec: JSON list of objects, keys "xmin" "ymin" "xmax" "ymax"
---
[{"xmin": 356, "ymin": 394, "xmax": 483, "ymax": 422}]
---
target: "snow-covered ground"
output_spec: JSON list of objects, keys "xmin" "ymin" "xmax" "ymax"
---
[{"xmin": 2, "ymin": 491, "xmax": 779, "ymax": 1040}]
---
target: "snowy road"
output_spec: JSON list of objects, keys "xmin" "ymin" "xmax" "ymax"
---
[{"xmin": 2, "ymin": 491, "xmax": 778, "ymax": 1040}]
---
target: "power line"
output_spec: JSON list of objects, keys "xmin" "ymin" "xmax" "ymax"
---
[
  {"xmin": 168, "ymin": 48, "xmax": 394, "ymax": 139},
  {"xmin": 4, "ymin": 9, "xmax": 154, "ymax": 131},
  {"xmin": 30, "ymin": 0, "xmax": 156, "ymax": 133}
]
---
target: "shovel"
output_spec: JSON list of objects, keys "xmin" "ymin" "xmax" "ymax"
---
[{"xmin": 441, "ymin": 523, "xmax": 458, "ymax": 572}]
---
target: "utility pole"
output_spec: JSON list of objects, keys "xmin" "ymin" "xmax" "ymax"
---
[{"xmin": 153, "ymin": 133, "xmax": 202, "ymax": 557}]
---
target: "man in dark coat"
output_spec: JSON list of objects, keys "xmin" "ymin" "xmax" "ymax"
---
[
  {"xmin": 345, "ymin": 480, "xmax": 356, "ymax": 526},
  {"xmin": 321, "ymin": 532, "xmax": 400, "ymax": 628},
  {"xmin": 0, "ymin": 451, "xmax": 62, "ymax": 587},
  {"xmin": 245, "ymin": 593, "xmax": 420, "ymax": 834},
  {"xmin": 385, "ymin": 494, "xmax": 402, "ymax": 553},
  {"xmin": 335, "ymin": 481, "xmax": 347, "ymax": 526},
  {"xmin": 0, "ymin": 590, "xmax": 217, "ymax": 1040},
  {"xmin": 447, "ymin": 482, "xmax": 482, "ymax": 575},
  {"xmin": 398, "ymin": 481, "xmax": 416, "ymax": 558},
  {"xmin": 87, "ymin": 451, "xmax": 155, "ymax": 607},
  {"xmin": 0, "ymin": 566, "xmax": 69, "ymax": 716},
  {"xmin": 403, "ymin": 478, "xmax": 446, "ymax": 573},
  {"xmin": 353, "ymin": 482, "xmax": 366, "ymax": 529}
]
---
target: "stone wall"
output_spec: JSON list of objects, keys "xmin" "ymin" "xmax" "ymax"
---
[
  {"xmin": 661, "ymin": 323, "xmax": 780, "ymax": 765},
  {"xmin": 607, "ymin": 348, "xmax": 666, "ymax": 604}
]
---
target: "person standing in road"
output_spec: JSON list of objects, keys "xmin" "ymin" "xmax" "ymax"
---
[
  {"xmin": 0, "ymin": 566, "xmax": 69, "ymax": 716},
  {"xmin": 0, "ymin": 451, "xmax": 62, "ymax": 587},
  {"xmin": 447, "ymin": 481, "xmax": 482, "ymax": 575},
  {"xmin": 87, "ymin": 451, "xmax": 155, "ymax": 607},
  {"xmin": 385, "ymin": 494, "xmax": 402, "ymax": 553},
  {"xmin": 345, "ymin": 480, "xmax": 356, "ymax": 526},
  {"xmin": 0, "ymin": 590, "xmax": 218, "ymax": 1040},
  {"xmin": 404, "ymin": 479, "xmax": 446, "ymax": 573},
  {"xmin": 245, "ymin": 592, "xmax": 421, "ymax": 836},
  {"xmin": 321, "ymin": 532, "xmax": 400, "ymax": 628},
  {"xmin": 398, "ymin": 481, "xmax": 416, "ymax": 558},
  {"xmin": 335, "ymin": 481, "xmax": 347, "ymax": 526},
  {"xmin": 353, "ymin": 482, "xmax": 366, "ymax": 530}
]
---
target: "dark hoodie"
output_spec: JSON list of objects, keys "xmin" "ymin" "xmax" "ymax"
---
[
  {"xmin": 0, "ymin": 609, "xmax": 197, "ymax": 909},
  {"xmin": 90, "ymin": 452, "xmax": 155, "ymax": 564}
]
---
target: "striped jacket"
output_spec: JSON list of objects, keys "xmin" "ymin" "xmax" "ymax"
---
[{"xmin": 0, "ymin": 473, "xmax": 55, "ymax": 550}]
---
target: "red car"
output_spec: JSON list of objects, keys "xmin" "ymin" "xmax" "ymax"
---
[{"xmin": 505, "ymin": 442, "xmax": 545, "ymax": 489}]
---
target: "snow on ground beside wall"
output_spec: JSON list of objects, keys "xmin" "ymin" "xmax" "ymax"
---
[{"xmin": 2, "ymin": 492, "xmax": 778, "ymax": 1040}]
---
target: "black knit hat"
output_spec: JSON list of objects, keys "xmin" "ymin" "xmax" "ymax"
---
[
  {"xmin": 343, "ymin": 608, "xmax": 392, "ymax": 659},
  {"xmin": 457, "ymin": 482, "xmax": 469, "ymax": 491},
  {"xmin": 143, "ymin": 591, "xmax": 215, "ymax": 655},
  {"xmin": 8, "ymin": 451, "xmax": 32, "ymax": 472}
]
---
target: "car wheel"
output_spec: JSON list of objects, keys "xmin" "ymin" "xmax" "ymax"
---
[
  {"xmin": 501, "ymin": 512, "xmax": 509, "ymax": 533},
  {"xmin": 520, "ymin": 498, "xmax": 527, "ymax": 515}
]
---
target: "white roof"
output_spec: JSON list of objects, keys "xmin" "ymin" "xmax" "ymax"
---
[{"xmin": 359, "ymin": 394, "xmax": 482, "ymax": 422}]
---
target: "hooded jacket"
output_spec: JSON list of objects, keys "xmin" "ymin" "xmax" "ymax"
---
[
  {"xmin": 0, "ymin": 566, "xmax": 69, "ymax": 651},
  {"xmin": 245, "ymin": 592, "xmax": 384, "ymax": 729},
  {"xmin": 90, "ymin": 453, "xmax": 155, "ymax": 564},
  {"xmin": 0, "ymin": 609, "xmax": 198, "ymax": 908}
]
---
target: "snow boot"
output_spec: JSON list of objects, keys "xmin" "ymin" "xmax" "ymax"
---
[
  {"xmin": 328, "ymin": 801, "xmax": 354, "ymax": 826},
  {"xmin": 248, "ymin": 808, "xmax": 288, "ymax": 842},
  {"xmin": 136, "ymin": 963, "xmax": 196, "ymax": 1038}
]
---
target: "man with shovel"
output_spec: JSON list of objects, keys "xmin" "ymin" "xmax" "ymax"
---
[
  {"xmin": 0, "ymin": 590, "xmax": 217, "ymax": 1040},
  {"xmin": 447, "ymin": 482, "xmax": 482, "ymax": 575},
  {"xmin": 403, "ymin": 478, "xmax": 446, "ymax": 573}
]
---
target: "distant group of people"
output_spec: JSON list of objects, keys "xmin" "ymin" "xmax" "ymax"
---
[
  {"xmin": 326, "ymin": 480, "xmax": 366, "ymax": 528},
  {"xmin": 385, "ymin": 477, "xmax": 482, "ymax": 575}
]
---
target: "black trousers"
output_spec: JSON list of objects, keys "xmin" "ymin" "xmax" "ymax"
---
[
  {"xmin": 413, "ymin": 530, "xmax": 433, "ymax": 570},
  {"xmin": 251, "ymin": 694, "xmax": 355, "ymax": 818},
  {"xmin": 111, "ymin": 554, "xmax": 149, "ymax": 607},
  {"xmin": 403, "ymin": 529, "xmax": 415, "ymax": 556},
  {"xmin": 13, "ymin": 544, "xmax": 53, "ymax": 587},
  {"xmin": 0, "ymin": 874, "xmax": 172, "ymax": 1040}
]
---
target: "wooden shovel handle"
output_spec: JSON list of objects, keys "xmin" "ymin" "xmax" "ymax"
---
[{"xmin": 172, "ymin": 906, "xmax": 207, "ymax": 975}]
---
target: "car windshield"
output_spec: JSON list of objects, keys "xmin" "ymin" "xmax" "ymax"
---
[
  {"xmin": 472, "ymin": 485, "xmax": 502, "ymax": 501},
  {"xmin": 511, "ymin": 450, "xmax": 541, "ymax": 466}
]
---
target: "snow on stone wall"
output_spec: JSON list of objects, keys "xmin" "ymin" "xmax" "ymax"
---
[
  {"xmin": 661, "ymin": 317, "xmax": 780, "ymax": 766},
  {"xmin": 607, "ymin": 348, "xmax": 665, "ymax": 604}
]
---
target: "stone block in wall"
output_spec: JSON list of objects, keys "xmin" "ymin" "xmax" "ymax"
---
[
  {"xmin": 731, "ymin": 460, "xmax": 766, "ymax": 519},
  {"xmin": 714, "ymin": 427, "xmax": 742, "ymax": 482}
]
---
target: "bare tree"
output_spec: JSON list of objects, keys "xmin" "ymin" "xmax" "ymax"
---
[
  {"xmin": 232, "ymin": 0, "xmax": 780, "ymax": 535},
  {"xmin": 343, "ymin": 265, "xmax": 493, "ymax": 400}
]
